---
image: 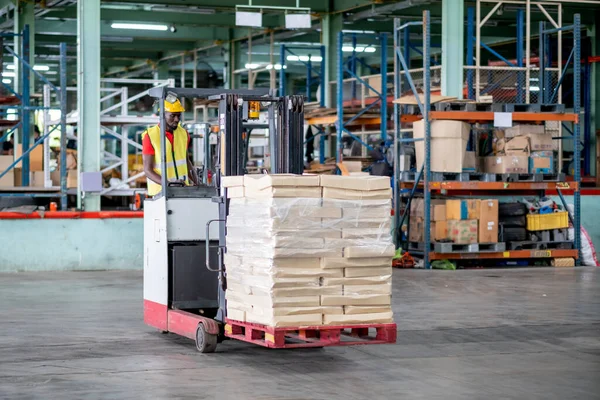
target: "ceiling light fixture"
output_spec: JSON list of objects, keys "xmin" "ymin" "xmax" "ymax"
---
[
  {"xmin": 111, "ymin": 23, "xmax": 169, "ymax": 31},
  {"xmin": 33, "ymin": 65, "xmax": 50, "ymax": 71},
  {"xmin": 2, "ymin": 72, "xmax": 15, "ymax": 77},
  {"xmin": 244, "ymin": 63, "xmax": 260, "ymax": 70},
  {"xmin": 2, "ymin": 79, "xmax": 11, "ymax": 84}
]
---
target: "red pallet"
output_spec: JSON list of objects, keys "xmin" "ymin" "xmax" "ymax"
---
[{"xmin": 225, "ymin": 319, "xmax": 397, "ymax": 349}]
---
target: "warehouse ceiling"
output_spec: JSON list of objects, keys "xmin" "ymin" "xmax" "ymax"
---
[{"xmin": 0, "ymin": 0, "xmax": 598, "ymax": 85}]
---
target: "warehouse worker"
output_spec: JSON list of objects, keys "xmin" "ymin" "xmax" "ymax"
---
[{"xmin": 142, "ymin": 98, "xmax": 198, "ymax": 196}]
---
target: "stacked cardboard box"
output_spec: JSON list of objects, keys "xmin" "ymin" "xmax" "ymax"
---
[
  {"xmin": 224, "ymin": 174, "xmax": 394, "ymax": 327},
  {"xmin": 0, "ymin": 155, "xmax": 14, "ymax": 186},
  {"xmin": 408, "ymin": 198, "xmax": 446, "ymax": 242},
  {"xmin": 484, "ymin": 124, "xmax": 553, "ymax": 174},
  {"xmin": 445, "ymin": 199, "xmax": 499, "ymax": 244},
  {"xmin": 413, "ymin": 120, "xmax": 471, "ymax": 173}
]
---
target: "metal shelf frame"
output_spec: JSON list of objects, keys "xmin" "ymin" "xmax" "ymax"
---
[
  {"xmin": 336, "ymin": 31, "xmax": 388, "ymax": 162},
  {"xmin": 393, "ymin": 10, "xmax": 582, "ymax": 268},
  {"xmin": 0, "ymin": 25, "xmax": 68, "ymax": 208}
]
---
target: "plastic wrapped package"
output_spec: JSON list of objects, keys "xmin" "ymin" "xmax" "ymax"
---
[{"xmin": 224, "ymin": 174, "xmax": 395, "ymax": 327}]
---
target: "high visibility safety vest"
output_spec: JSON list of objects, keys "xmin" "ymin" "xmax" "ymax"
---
[{"xmin": 142, "ymin": 124, "xmax": 189, "ymax": 196}]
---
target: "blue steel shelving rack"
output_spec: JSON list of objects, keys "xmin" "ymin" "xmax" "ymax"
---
[
  {"xmin": 336, "ymin": 31, "xmax": 388, "ymax": 162},
  {"xmin": 279, "ymin": 44, "xmax": 328, "ymax": 163},
  {"xmin": 0, "ymin": 25, "xmax": 68, "ymax": 209},
  {"xmin": 394, "ymin": 11, "xmax": 581, "ymax": 268}
]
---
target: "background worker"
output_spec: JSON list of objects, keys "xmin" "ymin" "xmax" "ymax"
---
[{"xmin": 142, "ymin": 98, "xmax": 198, "ymax": 196}]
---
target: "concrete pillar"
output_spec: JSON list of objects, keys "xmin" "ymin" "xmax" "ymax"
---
[
  {"xmin": 77, "ymin": 0, "xmax": 101, "ymax": 211},
  {"xmin": 441, "ymin": 0, "xmax": 464, "ymax": 98},
  {"xmin": 322, "ymin": 14, "xmax": 343, "ymax": 108}
]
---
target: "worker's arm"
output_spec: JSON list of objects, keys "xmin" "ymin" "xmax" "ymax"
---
[
  {"xmin": 143, "ymin": 154, "xmax": 163, "ymax": 185},
  {"xmin": 187, "ymin": 156, "xmax": 198, "ymax": 186}
]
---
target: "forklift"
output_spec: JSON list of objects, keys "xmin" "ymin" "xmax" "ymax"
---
[{"xmin": 142, "ymin": 87, "xmax": 305, "ymax": 352}]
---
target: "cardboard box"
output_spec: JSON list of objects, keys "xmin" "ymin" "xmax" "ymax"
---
[
  {"xmin": 226, "ymin": 308, "xmax": 246, "ymax": 322},
  {"xmin": 243, "ymin": 174, "xmax": 320, "ymax": 190},
  {"xmin": 478, "ymin": 199, "xmax": 498, "ymax": 243},
  {"xmin": 245, "ymin": 312, "xmax": 322, "ymax": 328},
  {"xmin": 13, "ymin": 168, "xmax": 26, "ymax": 186},
  {"xmin": 31, "ymin": 171, "xmax": 45, "ymax": 187},
  {"xmin": 323, "ymin": 312, "xmax": 393, "ymax": 325},
  {"xmin": 322, "ymin": 187, "xmax": 392, "ymax": 200},
  {"xmin": 410, "ymin": 198, "xmax": 446, "ymax": 218},
  {"xmin": 528, "ymin": 133, "xmax": 553, "ymax": 151},
  {"xmin": 15, "ymin": 144, "xmax": 43, "ymax": 171},
  {"xmin": 529, "ymin": 151, "xmax": 554, "ymax": 173},
  {"xmin": 221, "ymin": 175, "xmax": 245, "ymax": 187},
  {"xmin": 344, "ymin": 245, "xmax": 395, "ymax": 259},
  {"xmin": 446, "ymin": 199, "xmax": 481, "ymax": 220},
  {"xmin": 344, "ymin": 283, "xmax": 392, "ymax": 295},
  {"xmin": 320, "ymin": 294, "xmax": 391, "ymax": 307},
  {"xmin": 505, "ymin": 136, "xmax": 531, "ymax": 156},
  {"xmin": 447, "ymin": 220, "xmax": 478, "ymax": 244},
  {"xmin": 67, "ymin": 170, "xmax": 78, "ymax": 188},
  {"xmin": 0, "ymin": 170, "xmax": 14, "ymax": 186},
  {"xmin": 245, "ymin": 186, "xmax": 322, "ymax": 198},
  {"xmin": 483, "ymin": 156, "xmax": 529, "ymax": 174},
  {"xmin": 433, "ymin": 220, "xmax": 448, "ymax": 241},
  {"xmin": 0, "ymin": 155, "xmax": 13, "ymax": 170},
  {"xmin": 344, "ymin": 266, "xmax": 393, "ymax": 278},
  {"xmin": 344, "ymin": 306, "xmax": 392, "ymax": 315},
  {"xmin": 226, "ymin": 292, "xmax": 321, "ymax": 308},
  {"xmin": 433, "ymin": 204, "xmax": 446, "ymax": 221},
  {"xmin": 414, "ymin": 120, "xmax": 470, "ymax": 173},
  {"xmin": 342, "ymin": 207, "xmax": 389, "ymax": 219},
  {"xmin": 319, "ymin": 175, "xmax": 390, "ymax": 191},
  {"xmin": 463, "ymin": 151, "xmax": 477, "ymax": 171},
  {"xmin": 323, "ymin": 276, "xmax": 391, "ymax": 287},
  {"xmin": 504, "ymin": 124, "xmax": 544, "ymax": 138},
  {"xmin": 321, "ymin": 257, "xmax": 392, "ymax": 269},
  {"xmin": 51, "ymin": 170, "xmax": 60, "ymax": 186}
]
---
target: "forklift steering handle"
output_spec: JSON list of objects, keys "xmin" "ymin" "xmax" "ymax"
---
[{"xmin": 205, "ymin": 219, "xmax": 225, "ymax": 272}]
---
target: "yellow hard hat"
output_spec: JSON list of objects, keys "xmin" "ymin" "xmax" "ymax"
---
[{"xmin": 164, "ymin": 99, "xmax": 185, "ymax": 113}]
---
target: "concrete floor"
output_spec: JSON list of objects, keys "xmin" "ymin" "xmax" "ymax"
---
[{"xmin": 1, "ymin": 268, "xmax": 599, "ymax": 400}]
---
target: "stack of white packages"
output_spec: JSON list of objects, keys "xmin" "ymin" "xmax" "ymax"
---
[{"xmin": 223, "ymin": 174, "xmax": 395, "ymax": 327}]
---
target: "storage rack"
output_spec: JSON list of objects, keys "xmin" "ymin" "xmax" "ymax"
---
[
  {"xmin": 393, "ymin": 11, "xmax": 581, "ymax": 268},
  {"xmin": 0, "ymin": 25, "xmax": 68, "ymax": 209}
]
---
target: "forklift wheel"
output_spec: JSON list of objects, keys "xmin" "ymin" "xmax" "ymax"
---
[{"xmin": 195, "ymin": 323, "xmax": 218, "ymax": 353}]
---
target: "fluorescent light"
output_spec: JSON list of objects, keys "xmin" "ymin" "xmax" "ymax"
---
[
  {"xmin": 266, "ymin": 64, "xmax": 286, "ymax": 70},
  {"xmin": 299, "ymin": 55, "xmax": 309, "ymax": 62},
  {"xmin": 310, "ymin": 56, "xmax": 322, "ymax": 62},
  {"xmin": 364, "ymin": 47, "xmax": 376, "ymax": 53},
  {"xmin": 6, "ymin": 65, "xmax": 14, "ymax": 70},
  {"xmin": 45, "ymin": 71, "xmax": 58, "ymax": 75},
  {"xmin": 236, "ymin": 11, "xmax": 262, "ymax": 27},
  {"xmin": 286, "ymin": 55, "xmax": 299, "ymax": 61},
  {"xmin": 342, "ymin": 29, "xmax": 376, "ymax": 34},
  {"xmin": 2, "ymin": 79, "xmax": 11, "ymax": 84},
  {"xmin": 244, "ymin": 63, "xmax": 260, "ymax": 69},
  {"xmin": 33, "ymin": 65, "xmax": 50, "ymax": 71},
  {"xmin": 354, "ymin": 46, "xmax": 365, "ymax": 52},
  {"xmin": 341, "ymin": 46, "xmax": 376, "ymax": 53},
  {"xmin": 342, "ymin": 46, "xmax": 355, "ymax": 52},
  {"xmin": 2, "ymin": 72, "xmax": 15, "ymax": 77},
  {"xmin": 111, "ymin": 23, "xmax": 169, "ymax": 31},
  {"xmin": 530, "ymin": 86, "xmax": 540, "ymax": 91},
  {"xmin": 151, "ymin": 6, "xmax": 215, "ymax": 15}
]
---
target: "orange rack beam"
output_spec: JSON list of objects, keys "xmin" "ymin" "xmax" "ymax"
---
[
  {"xmin": 429, "ymin": 111, "xmax": 579, "ymax": 123},
  {"xmin": 429, "ymin": 249, "xmax": 578, "ymax": 261},
  {"xmin": 401, "ymin": 181, "xmax": 578, "ymax": 191}
]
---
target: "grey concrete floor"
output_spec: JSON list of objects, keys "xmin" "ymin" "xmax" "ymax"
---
[{"xmin": 1, "ymin": 268, "xmax": 599, "ymax": 400}]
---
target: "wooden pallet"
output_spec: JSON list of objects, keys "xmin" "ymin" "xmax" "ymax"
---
[{"xmin": 225, "ymin": 319, "xmax": 397, "ymax": 349}]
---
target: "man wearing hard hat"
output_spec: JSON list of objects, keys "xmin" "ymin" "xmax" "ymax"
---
[{"xmin": 142, "ymin": 98, "xmax": 198, "ymax": 196}]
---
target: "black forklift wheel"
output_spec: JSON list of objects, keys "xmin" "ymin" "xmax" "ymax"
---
[{"xmin": 195, "ymin": 323, "xmax": 218, "ymax": 353}]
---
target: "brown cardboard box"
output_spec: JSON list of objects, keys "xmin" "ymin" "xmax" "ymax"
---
[
  {"xmin": 433, "ymin": 204, "xmax": 446, "ymax": 221},
  {"xmin": 67, "ymin": 170, "xmax": 78, "ymax": 188},
  {"xmin": 31, "ymin": 171, "xmax": 45, "ymax": 187},
  {"xmin": 320, "ymin": 294, "xmax": 391, "ymax": 306},
  {"xmin": 243, "ymin": 174, "xmax": 320, "ymax": 190},
  {"xmin": 344, "ymin": 306, "xmax": 392, "ymax": 315},
  {"xmin": 344, "ymin": 266, "xmax": 392, "ymax": 278},
  {"xmin": 0, "ymin": 170, "xmax": 14, "ymax": 186},
  {"xmin": 446, "ymin": 199, "xmax": 481, "ymax": 220},
  {"xmin": 479, "ymin": 199, "xmax": 499, "ymax": 243},
  {"xmin": 344, "ymin": 245, "xmax": 395, "ymax": 259},
  {"xmin": 323, "ymin": 312, "xmax": 393, "ymax": 325},
  {"xmin": 408, "ymin": 216, "xmax": 436, "ymax": 242},
  {"xmin": 528, "ymin": 133, "xmax": 553, "ymax": 151},
  {"xmin": 320, "ymin": 175, "xmax": 390, "ymax": 191},
  {"xmin": 13, "ymin": 168, "xmax": 26, "ymax": 186},
  {"xmin": 483, "ymin": 156, "xmax": 529, "ymax": 173},
  {"xmin": 463, "ymin": 151, "xmax": 477, "ymax": 171},
  {"xmin": 0, "ymin": 155, "xmax": 13, "ymax": 170},
  {"xmin": 410, "ymin": 198, "xmax": 446, "ymax": 218},
  {"xmin": 414, "ymin": 120, "xmax": 470, "ymax": 173},
  {"xmin": 15, "ymin": 144, "xmax": 43, "ymax": 171},
  {"xmin": 504, "ymin": 124, "xmax": 544, "ymax": 138},
  {"xmin": 51, "ymin": 170, "xmax": 60, "ymax": 186},
  {"xmin": 322, "ymin": 187, "xmax": 392, "ymax": 200},
  {"xmin": 433, "ymin": 221, "xmax": 448, "ymax": 241},
  {"xmin": 447, "ymin": 220, "xmax": 478, "ymax": 244},
  {"xmin": 321, "ymin": 257, "xmax": 391, "ymax": 269},
  {"xmin": 505, "ymin": 136, "xmax": 531, "ymax": 156}
]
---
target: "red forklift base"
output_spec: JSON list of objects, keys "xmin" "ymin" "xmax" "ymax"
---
[{"xmin": 224, "ymin": 319, "xmax": 397, "ymax": 349}]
